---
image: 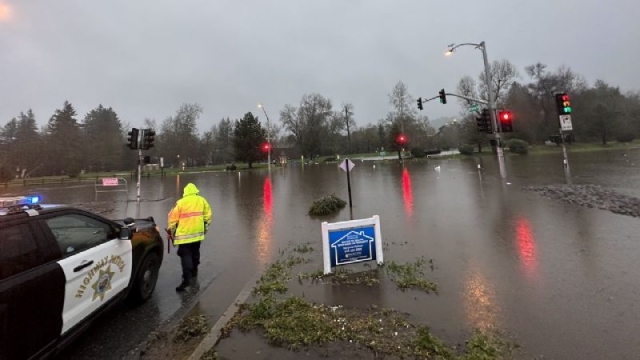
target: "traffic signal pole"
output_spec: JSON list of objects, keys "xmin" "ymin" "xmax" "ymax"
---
[
  {"xmin": 554, "ymin": 93, "xmax": 572, "ymax": 181},
  {"xmin": 560, "ymin": 128, "xmax": 571, "ymax": 182},
  {"xmin": 445, "ymin": 41, "xmax": 506, "ymax": 179},
  {"xmin": 137, "ymin": 148, "xmax": 142, "ymax": 203},
  {"xmin": 136, "ymin": 129, "xmax": 144, "ymax": 203},
  {"xmin": 480, "ymin": 42, "xmax": 507, "ymax": 179},
  {"xmin": 440, "ymin": 93, "xmax": 488, "ymax": 106}
]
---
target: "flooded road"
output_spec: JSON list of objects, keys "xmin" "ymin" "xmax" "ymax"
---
[{"xmin": 5, "ymin": 148, "xmax": 640, "ymax": 359}]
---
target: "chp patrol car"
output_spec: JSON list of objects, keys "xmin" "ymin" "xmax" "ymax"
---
[{"xmin": 0, "ymin": 195, "xmax": 164, "ymax": 360}]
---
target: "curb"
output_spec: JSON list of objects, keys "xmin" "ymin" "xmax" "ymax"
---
[
  {"xmin": 122, "ymin": 274, "xmax": 220, "ymax": 360},
  {"xmin": 187, "ymin": 274, "xmax": 259, "ymax": 360}
]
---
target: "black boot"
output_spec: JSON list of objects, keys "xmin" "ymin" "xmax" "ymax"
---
[{"xmin": 175, "ymin": 279, "xmax": 191, "ymax": 292}]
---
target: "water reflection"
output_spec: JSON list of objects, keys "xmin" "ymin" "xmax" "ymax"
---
[
  {"xmin": 463, "ymin": 266, "xmax": 500, "ymax": 332},
  {"xmin": 515, "ymin": 217, "xmax": 537, "ymax": 279},
  {"xmin": 402, "ymin": 167, "xmax": 413, "ymax": 218},
  {"xmin": 255, "ymin": 177, "xmax": 273, "ymax": 268}
]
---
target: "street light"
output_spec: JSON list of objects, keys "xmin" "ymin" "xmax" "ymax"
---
[
  {"xmin": 445, "ymin": 41, "xmax": 506, "ymax": 179},
  {"xmin": 257, "ymin": 103, "xmax": 271, "ymax": 171}
]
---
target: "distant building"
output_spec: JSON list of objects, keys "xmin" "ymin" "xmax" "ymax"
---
[{"xmin": 272, "ymin": 147, "xmax": 302, "ymax": 163}]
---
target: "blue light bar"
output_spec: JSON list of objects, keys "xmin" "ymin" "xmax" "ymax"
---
[{"xmin": 0, "ymin": 195, "xmax": 41, "ymax": 208}]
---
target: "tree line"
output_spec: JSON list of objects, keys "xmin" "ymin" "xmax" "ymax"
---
[
  {"xmin": 2, "ymin": 64, "xmax": 637, "ymax": 180},
  {"xmin": 452, "ymin": 61, "xmax": 640, "ymax": 150},
  {"xmin": 0, "ymin": 82, "xmax": 439, "ymax": 180}
]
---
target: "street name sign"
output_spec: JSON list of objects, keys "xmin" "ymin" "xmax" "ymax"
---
[
  {"xmin": 468, "ymin": 104, "xmax": 479, "ymax": 113},
  {"xmin": 321, "ymin": 215, "xmax": 383, "ymax": 274}
]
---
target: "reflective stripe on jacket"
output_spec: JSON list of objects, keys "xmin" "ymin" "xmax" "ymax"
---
[{"xmin": 168, "ymin": 183, "xmax": 212, "ymax": 245}]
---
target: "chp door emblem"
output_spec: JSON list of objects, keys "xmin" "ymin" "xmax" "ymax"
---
[{"xmin": 92, "ymin": 265, "xmax": 115, "ymax": 301}]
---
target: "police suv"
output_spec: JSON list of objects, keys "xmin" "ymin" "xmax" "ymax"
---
[{"xmin": 0, "ymin": 196, "xmax": 164, "ymax": 360}]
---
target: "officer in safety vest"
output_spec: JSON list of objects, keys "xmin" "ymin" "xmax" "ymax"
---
[{"xmin": 168, "ymin": 183, "xmax": 212, "ymax": 292}]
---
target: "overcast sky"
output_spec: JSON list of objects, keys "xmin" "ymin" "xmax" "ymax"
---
[{"xmin": 1, "ymin": 0, "xmax": 638, "ymax": 133}]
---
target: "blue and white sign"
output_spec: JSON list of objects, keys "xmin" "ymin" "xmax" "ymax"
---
[{"xmin": 322, "ymin": 215, "xmax": 383, "ymax": 274}]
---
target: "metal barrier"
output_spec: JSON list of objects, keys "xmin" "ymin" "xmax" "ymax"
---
[{"xmin": 95, "ymin": 177, "xmax": 128, "ymax": 200}]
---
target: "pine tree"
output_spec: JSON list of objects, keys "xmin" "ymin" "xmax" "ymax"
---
[
  {"xmin": 233, "ymin": 112, "xmax": 266, "ymax": 168},
  {"xmin": 82, "ymin": 105, "xmax": 124, "ymax": 171},
  {"xmin": 45, "ymin": 101, "xmax": 84, "ymax": 176}
]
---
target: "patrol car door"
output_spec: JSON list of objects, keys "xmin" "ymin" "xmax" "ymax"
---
[
  {"xmin": 0, "ymin": 221, "xmax": 65, "ymax": 360},
  {"xmin": 45, "ymin": 213, "xmax": 132, "ymax": 334}
]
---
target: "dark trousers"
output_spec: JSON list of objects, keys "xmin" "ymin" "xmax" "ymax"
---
[{"xmin": 177, "ymin": 241, "xmax": 201, "ymax": 281}]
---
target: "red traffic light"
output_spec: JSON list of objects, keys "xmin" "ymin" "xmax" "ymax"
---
[
  {"xmin": 499, "ymin": 111, "xmax": 513, "ymax": 122},
  {"xmin": 261, "ymin": 143, "xmax": 271, "ymax": 152},
  {"xmin": 498, "ymin": 111, "xmax": 514, "ymax": 132},
  {"xmin": 397, "ymin": 134, "xmax": 407, "ymax": 144}
]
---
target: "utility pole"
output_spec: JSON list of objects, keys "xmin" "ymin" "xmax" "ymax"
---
[
  {"xmin": 445, "ymin": 41, "xmax": 507, "ymax": 179},
  {"xmin": 344, "ymin": 104, "xmax": 352, "ymax": 154},
  {"xmin": 480, "ymin": 42, "xmax": 506, "ymax": 179},
  {"xmin": 258, "ymin": 104, "xmax": 272, "ymax": 172},
  {"xmin": 137, "ymin": 129, "xmax": 143, "ymax": 203}
]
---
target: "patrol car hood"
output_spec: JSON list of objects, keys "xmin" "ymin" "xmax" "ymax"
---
[{"xmin": 113, "ymin": 216, "xmax": 157, "ymax": 230}]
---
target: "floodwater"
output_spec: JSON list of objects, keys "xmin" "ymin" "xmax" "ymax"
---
[{"xmin": 5, "ymin": 148, "xmax": 640, "ymax": 359}]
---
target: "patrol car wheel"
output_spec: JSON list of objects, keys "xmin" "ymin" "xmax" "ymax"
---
[{"xmin": 129, "ymin": 252, "xmax": 160, "ymax": 304}]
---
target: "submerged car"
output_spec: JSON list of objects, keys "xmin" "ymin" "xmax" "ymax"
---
[{"xmin": 0, "ymin": 196, "xmax": 164, "ymax": 360}]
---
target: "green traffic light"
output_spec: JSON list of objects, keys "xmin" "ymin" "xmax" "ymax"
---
[{"xmin": 564, "ymin": 107, "xmax": 572, "ymax": 113}]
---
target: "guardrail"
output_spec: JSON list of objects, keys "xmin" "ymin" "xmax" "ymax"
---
[
  {"xmin": 95, "ymin": 177, "xmax": 129, "ymax": 200},
  {"xmin": 0, "ymin": 173, "xmax": 135, "ymax": 189}
]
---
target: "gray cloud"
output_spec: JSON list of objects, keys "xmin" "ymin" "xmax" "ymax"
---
[{"xmin": 1, "ymin": 0, "xmax": 638, "ymax": 132}]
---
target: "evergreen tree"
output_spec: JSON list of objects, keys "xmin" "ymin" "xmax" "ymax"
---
[
  {"xmin": 82, "ymin": 105, "xmax": 124, "ymax": 172},
  {"xmin": 233, "ymin": 112, "xmax": 266, "ymax": 168},
  {"xmin": 45, "ymin": 101, "xmax": 83, "ymax": 176},
  {"xmin": 0, "ymin": 118, "xmax": 18, "ymax": 180},
  {"xmin": 14, "ymin": 110, "xmax": 41, "ymax": 176}
]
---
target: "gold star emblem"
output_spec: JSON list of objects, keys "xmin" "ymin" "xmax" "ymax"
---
[{"xmin": 92, "ymin": 265, "xmax": 115, "ymax": 301}]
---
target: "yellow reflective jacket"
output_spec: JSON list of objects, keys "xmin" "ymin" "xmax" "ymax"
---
[{"xmin": 168, "ymin": 183, "xmax": 212, "ymax": 245}]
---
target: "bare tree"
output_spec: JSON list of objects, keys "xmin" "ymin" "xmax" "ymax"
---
[
  {"xmin": 341, "ymin": 103, "xmax": 355, "ymax": 153},
  {"xmin": 280, "ymin": 103, "xmax": 304, "ymax": 151},
  {"xmin": 478, "ymin": 59, "xmax": 519, "ymax": 107},
  {"xmin": 280, "ymin": 93, "xmax": 333, "ymax": 158},
  {"xmin": 388, "ymin": 81, "xmax": 416, "ymax": 132},
  {"xmin": 456, "ymin": 75, "xmax": 479, "ymax": 106}
]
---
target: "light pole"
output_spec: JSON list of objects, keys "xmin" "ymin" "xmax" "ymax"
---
[
  {"xmin": 257, "ymin": 103, "xmax": 271, "ymax": 171},
  {"xmin": 446, "ymin": 41, "xmax": 507, "ymax": 179}
]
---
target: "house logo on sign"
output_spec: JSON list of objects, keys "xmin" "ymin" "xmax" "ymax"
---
[{"xmin": 330, "ymin": 230, "xmax": 375, "ymax": 265}]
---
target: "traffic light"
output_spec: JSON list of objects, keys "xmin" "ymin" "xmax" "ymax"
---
[
  {"xmin": 141, "ymin": 129, "xmax": 156, "ymax": 150},
  {"xmin": 127, "ymin": 128, "xmax": 139, "ymax": 150},
  {"xmin": 396, "ymin": 134, "xmax": 407, "ymax": 146},
  {"xmin": 555, "ymin": 93, "xmax": 572, "ymax": 115},
  {"xmin": 417, "ymin": 97, "xmax": 423, "ymax": 111},
  {"xmin": 261, "ymin": 142, "xmax": 271, "ymax": 152},
  {"xmin": 438, "ymin": 89, "xmax": 447, "ymax": 104},
  {"xmin": 499, "ymin": 110, "xmax": 513, "ymax": 132},
  {"xmin": 476, "ymin": 109, "xmax": 491, "ymax": 133}
]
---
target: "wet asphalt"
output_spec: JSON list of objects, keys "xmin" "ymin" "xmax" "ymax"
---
[{"xmin": 4, "ymin": 148, "xmax": 639, "ymax": 360}]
